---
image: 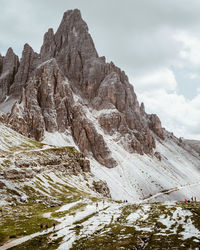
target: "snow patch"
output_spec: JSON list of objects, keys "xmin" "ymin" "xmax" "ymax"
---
[{"xmin": 42, "ymin": 131, "xmax": 78, "ymax": 149}]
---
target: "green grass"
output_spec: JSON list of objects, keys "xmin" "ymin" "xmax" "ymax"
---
[
  {"xmin": 10, "ymin": 233, "xmax": 64, "ymax": 250},
  {"xmin": 1, "ymin": 201, "xmax": 200, "ymax": 249},
  {"xmin": 67, "ymin": 203, "xmax": 87, "ymax": 216},
  {"xmin": 0, "ymin": 202, "xmax": 57, "ymax": 245},
  {"xmin": 72, "ymin": 202, "xmax": 200, "ymax": 250}
]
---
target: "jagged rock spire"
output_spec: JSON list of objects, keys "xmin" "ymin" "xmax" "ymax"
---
[
  {"xmin": 40, "ymin": 9, "xmax": 99, "ymax": 91},
  {"xmin": 0, "ymin": 48, "xmax": 19, "ymax": 102},
  {"xmin": 4, "ymin": 9, "xmax": 165, "ymax": 167},
  {"xmin": 0, "ymin": 54, "xmax": 3, "ymax": 75},
  {"xmin": 40, "ymin": 28, "xmax": 56, "ymax": 61},
  {"xmin": 9, "ymin": 43, "xmax": 40, "ymax": 97}
]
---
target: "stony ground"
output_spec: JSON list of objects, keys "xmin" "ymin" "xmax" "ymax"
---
[
  {"xmin": 0, "ymin": 123, "xmax": 200, "ymax": 249},
  {"xmin": 0, "ymin": 195, "xmax": 200, "ymax": 249}
]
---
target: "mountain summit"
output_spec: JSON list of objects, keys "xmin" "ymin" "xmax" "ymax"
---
[
  {"xmin": 0, "ymin": 9, "xmax": 200, "ymax": 201},
  {"xmin": 1, "ymin": 9, "xmax": 164, "ymax": 167}
]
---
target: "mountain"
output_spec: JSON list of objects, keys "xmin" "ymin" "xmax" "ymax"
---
[
  {"xmin": 0, "ymin": 9, "xmax": 200, "ymax": 203},
  {"xmin": 183, "ymin": 139, "xmax": 200, "ymax": 155},
  {"xmin": 0, "ymin": 9, "xmax": 200, "ymax": 250}
]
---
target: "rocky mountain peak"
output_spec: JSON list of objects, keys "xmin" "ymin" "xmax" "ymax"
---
[
  {"xmin": 40, "ymin": 28, "xmax": 55, "ymax": 61},
  {"xmin": 2, "ymin": 9, "xmax": 166, "ymax": 167},
  {"xmin": 61, "ymin": 9, "xmax": 88, "ymax": 32}
]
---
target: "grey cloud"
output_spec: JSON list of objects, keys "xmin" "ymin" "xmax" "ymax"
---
[
  {"xmin": 1, "ymin": 0, "xmax": 200, "ymax": 138},
  {"xmin": 1, "ymin": 0, "xmax": 200, "ymax": 79}
]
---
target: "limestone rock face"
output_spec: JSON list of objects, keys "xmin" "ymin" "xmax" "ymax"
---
[
  {"xmin": 92, "ymin": 180, "xmax": 111, "ymax": 198},
  {"xmin": 0, "ymin": 54, "xmax": 3, "ymax": 75},
  {"xmin": 0, "ymin": 48, "xmax": 19, "ymax": 102},
  {"xmin": 72, "ymin": 114, "xmax": 117, "ymax": 167},
  {"xmin": 7, "ymin": 59, "xmax": 116, "ymax": 168},
  {"xmin": 3, "ymin": 9, "xmax": 166, "ymax": 167},
  {"xmin": 40, "ymin": 28, "xmax": 56, "ymax": 61},
  {"xmin": 148, "ymin": 114, "xmax": 164, "ymax": 139},
  {"xmin": 3, "ymin": 145, "xmax": 92, "ymax": 180},
  {"xmin": 10, "ymin": 44, "xmax": 40, "ymax": 98},
  {"xmin": 54, "ymin": 9, "xmax": 98, "ymax": 89}
]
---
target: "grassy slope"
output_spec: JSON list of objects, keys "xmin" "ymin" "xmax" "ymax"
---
[
  {"xmin": 2, "ymin": 201, "xmax": 199, "ymax": 249},
  {"xmin": 0, "ymin": 123, "xmax": 200, "ymax": 249},
  {"xmin": 0, "ymin": 123, "xmax": 100, "ymax": 247},
  {"xmin": 71, "ymin": 202, "xmax": 200, "ymax": 250}
]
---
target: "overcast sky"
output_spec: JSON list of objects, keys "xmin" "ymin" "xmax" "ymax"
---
[{"xmin": 1, "ymin": 0, "xmax": 200, "ymax": 139}]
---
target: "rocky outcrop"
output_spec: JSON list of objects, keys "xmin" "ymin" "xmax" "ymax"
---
[
  {"xmin": 148, "ymin": 114, "xmax": 164, "ymax": 139},
  {"xmin": 183, "ymin": 139, "xmax": 200, "ymax": 155},
  {"xmin": 54, "ymin": 9, "xmax": 99, "ymax": 90},
  {"xmin": 40, "ymin": 28, "xmax": 56, "ymax": 61},
  {"xmin": 2, "ymin": 146, "xmax": 91, "ymax": 180},
  {"xmin": 3, "ymin": 9, "xmax": 165, "ymax": 166},
  {"xmin": 7, "ymin": 59, "xmax": 117, "ymax": 168},
  {"xmin": 154, "ymin": 151, "xmax": 162, "ymax": 161},
  {"xmin": 98, "ymin": 111, "xmax": 122, "ymax": 136},
  {"xmin": 131, "ymin": 130, "xmax": 155, "ymax": 155},
  {"xmin": 0, "ymin": 54, "xmax": 3, "ymax": 75},
  {"xmin": 9, "ymin": 44, "xmax": 40, "ymax": 98},
  {"xmin": 92, "ymin": 180, "xmax": 111, "ymax": 198},
  {"xmin": 0, "ymin": 48, "xmax": 19, "ymax": 102}
]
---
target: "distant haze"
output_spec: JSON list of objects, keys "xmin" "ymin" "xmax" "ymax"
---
[{"xmin": 1, "ymin": 0, "xmax": 200, "ymax": 139}]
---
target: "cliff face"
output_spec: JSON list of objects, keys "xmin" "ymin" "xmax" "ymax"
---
[
  {"xmin": 0, "ymin": 48, "xmax": 19, "ymax": 102},
  {"xmin": 1, "ymin": 9, "xmax": 164, "ymax": 167}
]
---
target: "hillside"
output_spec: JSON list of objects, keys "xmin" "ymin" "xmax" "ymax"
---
[
  {"xmin": 0, "ymin": 9, "xmax": 199, "ymax": 203},
  {"xmin": 0, "ymin": 8, "xmax": 200, "ymax": 249},
  {"xmin": 0, "ymin": 123, "xmax": 199, "ymax": 249}
]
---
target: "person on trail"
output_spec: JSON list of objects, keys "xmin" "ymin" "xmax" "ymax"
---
[
  {"xmin": 53, "ymin": 222, "xmax": 56, "ymax": 231},
  {"xmin": 40, "ymin": 224, "xmax": 43, "ymax": 231},
  {"xmin": 45, "ymin": 224, "xmax": 48, "ymax": 231},
  {"xmin": 96, "ymin": 202, "xmax": 98, "ymax": 210},
  {"xmin": 191, "ymin": 197, "xmax": 193, "ymax": 202},
  {"xmin": 103, "ymin": 200, "xmax": 105, "ymax": 207},
  {"xmin": 184, "ymin": 198, "xmax": 187, "ymax": 204}
]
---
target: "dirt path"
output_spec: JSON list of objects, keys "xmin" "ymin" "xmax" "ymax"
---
[
  {"xmin": 142, "ymin": 181, "xmax": 200, "ymax": 202},
  {"xmin": 0, "ymin": 202, "xmax": 110, "ymax": 250},
  {"xmin": 0, "ymin": 227, "xmax": 54, "ymax": 250},
  {"xmin": 1, "ymin": 181, "xmax": 200, "ymax": 249}
]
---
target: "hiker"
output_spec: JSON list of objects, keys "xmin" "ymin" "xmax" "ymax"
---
[
  {"xmin": 96, "ymin": 202, "xmax": 98, "ymax": 210},
  {"xmin": 40, "ymin": 224, "xmax": 43, "ymax": 231},
  {"xmin": 45, "ymin": 224, "xmax": 48, "ymax": 231},
  {"xmin": 103, "ymin": 200, "xmax": 105, "ymax": 207},
  {"xmin": 184, "ymin": 198, "xmax": 187, "ymax": 204},
  {"xmin": 53, "ymin": 222, "xmax": 56, "ymax": 231},
  {"xmin": 191, "ymin": 197, "xmax": 193, "ymax": 202}
]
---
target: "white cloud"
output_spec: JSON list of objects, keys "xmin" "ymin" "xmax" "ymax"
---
[
  {"xmin": 137, "ymin": 89, "xmax": 200, "ymax": 139},
  {"xmin": 1, "ymin": 0, "xmax": 200, "ymax": 140},
  {"xmin": 134, "ymin": 68, "xmax": 177, "ymax": 92},
  {"xmin": 188, "ymin": 73, "xmax": 200, "ymax": 79},
  {"xmin": 174, "ymin": 32, "xmax": 200, "ymax": 67}
]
